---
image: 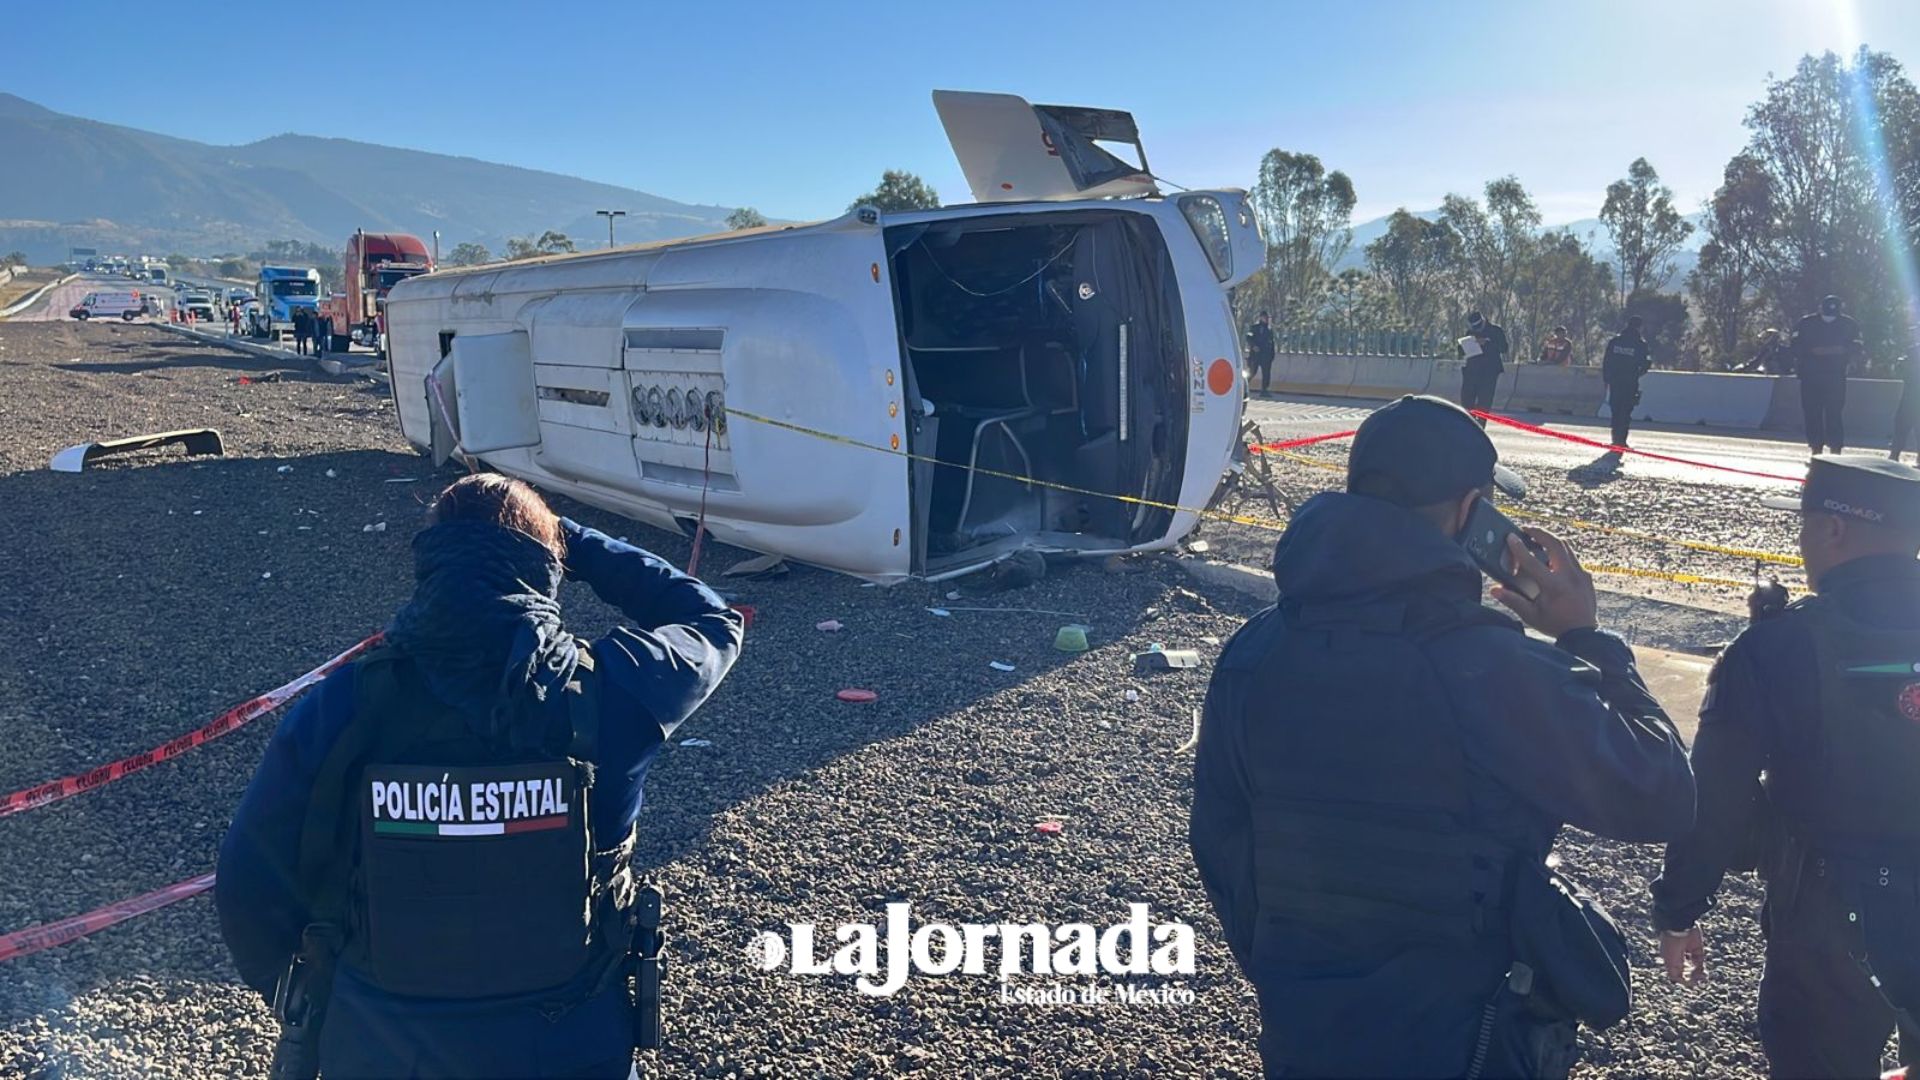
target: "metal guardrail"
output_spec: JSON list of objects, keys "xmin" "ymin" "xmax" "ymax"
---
[{"xmin": 1272, "ymin": 328, "xmax": 1446, "ymax": 357}]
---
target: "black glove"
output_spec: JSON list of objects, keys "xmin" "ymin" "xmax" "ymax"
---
[{"xmin": 1748, "ymin": 578, "xmax": 1789, "ymax": 624}]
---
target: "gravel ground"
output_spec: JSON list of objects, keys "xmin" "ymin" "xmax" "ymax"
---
[{"xmin": 0, "ymin": 321, "xmax": 1803, "ymax": 1077}]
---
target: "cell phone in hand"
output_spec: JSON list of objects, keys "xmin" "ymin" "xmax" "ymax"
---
[{"xmin": 1457, "ymin": 497, "xmax": 1546, "ymax": 598}]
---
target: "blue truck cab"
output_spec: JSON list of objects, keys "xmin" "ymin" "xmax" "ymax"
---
[{"xmin": 254, "ymin": 266, "xmax": 322, "ymax": 340}]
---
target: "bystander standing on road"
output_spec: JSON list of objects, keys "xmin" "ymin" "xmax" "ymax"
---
[
  {"xmin": 292, "ymin": 307, "xmax": 313, "ymax": 356},
  {"xmin": 1538, "ymin": 325, "xmax": 1573, "ymax": 366}
]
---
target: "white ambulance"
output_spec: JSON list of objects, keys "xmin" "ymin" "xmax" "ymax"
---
[
  {"xmin": 68, "ymin": 290, "xmax": 148, "ymax": 321},
  {"xmin": 384, "ymin": 91, "xmax": 1262, "ymax": 583}
]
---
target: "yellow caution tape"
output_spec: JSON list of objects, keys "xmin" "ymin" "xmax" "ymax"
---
[
  {"xmin": 724, "ymin": 407, "xmax": 1291, "ymax": 532},
  {"xmin": 1500, "ymin": 506, "xmax": 1803, "ymax": 567},
  {"xmin": 728, "ymin": 408, "xmax": 1799, "ymax": 594},
  {"xmin": 1265, "ymin": 449, "xmax": 1804, "ymax": 569}
]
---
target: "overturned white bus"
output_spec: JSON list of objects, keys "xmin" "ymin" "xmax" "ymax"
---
[{"xmin": 384, "ymin": 91, "xmax": 1262, "ymax": 582}]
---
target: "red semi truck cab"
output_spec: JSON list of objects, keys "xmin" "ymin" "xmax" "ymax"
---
[{"xmin": 324, "ymin": 230, "xmax": 434, "ymax": 358}]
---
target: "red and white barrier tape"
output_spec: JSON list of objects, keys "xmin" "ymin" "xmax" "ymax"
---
[
  {"xmin": 0, "ymin": 634, "xmax": 381, "ymax": 818},
  {"xmin": 1472, "ymin": 410, "xmax": 1806, "ymax": 485},
  {"xmin": 0, "ymin": 873, "xmax": 215, "ymax": 964},
  {"xmin": 1247, "ymin": 428, "xmax": 1357, "ymax": 454}
]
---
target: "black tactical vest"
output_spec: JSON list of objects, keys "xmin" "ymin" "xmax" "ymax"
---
[
  {"xmin": 298, "ymin": 645, "xmax": 636, "ymax": 1002},
  {"xmin": 1233, "ymin": 595, "xmax": 1518, "ymax": 955},
  {"xmin": 1772, "ymin": 597, "xmax": 1920, "ymax": 862}
]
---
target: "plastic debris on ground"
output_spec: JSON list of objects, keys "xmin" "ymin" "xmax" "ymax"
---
[
  {"xmin": 945, "ymin": 590, "xmax": 962, "ymax": 601},
  {"xmin": 729, "ymin": 604, "xmax": 756, "ymax": 629},
  {"xmin": 1136, "ymin": 649, "xmax": 1202, "ymax": 672},
  {"xmin": 1054, "ymin": 625, "xmax": 1089, "ymax": 653},
  {"xmin": 325, "ymin": 469, "xmax": 338, "ymax": 478},
  {"xmin": 1123, "ymin": 689, "xmax": 1139, "ymax": 702},
  {"xmin": 275, "ymin": 465, "xmax": 292, "ymax": 474},
  {"xmin": 679, "ymin": 738, "xmax": 714, "ymax": 748},
  {"xmin": 927, "ymin": 608, "xmax": 951, "ymax": 617},
  {"xmin": 724, "ymin": 553, "xmax": 789, "ymax": 579},
  {"xmin": 815, "ymin": 619, "xmax": 844, "ymax": 632},
  {"xmin": 836, "ymin": 688, "xmax": 878, "ymax": 703},
  {"xmin": 1175, "ymin": 708, "xmax": 1202, "ymax": 754},
  {"xmin": 362, "ymin": 522, "xmax": 387, "ymax": 533},
  {"xmin": 1034, "ymin": 821, "xmax": 1064, "ymax": 835},
  {"xmin": 1187, "ymin": 539, "xmax": 1211, "ymax": 553},
  {"xmin": 989, "ymin": 661, "xmax": 1015, "ymax": 672}
]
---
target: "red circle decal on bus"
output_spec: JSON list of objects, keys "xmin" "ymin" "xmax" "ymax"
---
[{"xmin": 1207, "ymin": 358, "xmax": 1235, "ymax": 395}]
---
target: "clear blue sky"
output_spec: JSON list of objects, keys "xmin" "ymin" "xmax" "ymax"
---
[{"xmin": 6, "ymin": 0, "xmax": 1917, "ymax": 225}]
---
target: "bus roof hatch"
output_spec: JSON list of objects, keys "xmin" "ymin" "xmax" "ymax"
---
[{"xmin": 932, "ymin": 90, "xmax": 1158, "ymax": 204}]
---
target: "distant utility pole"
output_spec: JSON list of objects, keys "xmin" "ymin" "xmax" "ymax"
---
[
  {"xmin": 596, "ymin": 209, "xmax": 628, "ymax": 249},
  {"xmin": 432, "ymin": 230, "xmax": 440, "ymax": 266}
]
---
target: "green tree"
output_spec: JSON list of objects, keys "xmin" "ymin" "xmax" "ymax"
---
[
  {"xmin": 217, "ymin": 259, "xmax": 247, "ymax": 278},
  {"xmin": 726, "ymin": 207, "xmax": 768, "ymax": 230},
  {"xmin": 1599, "ymin": 157, "xmax": 1694, "ymax": 303},
  {"xmin": 166, "ymin": 253, "xmax": 191, "ymax": 269},
  {"xmin": 535, "ymin": 231, "xmax": 576, "ymax": 255},
  {"xmin": 446, "ymin": 242, "xmax": 493, "ymax": 267},
  {"xmin": 1736, "ymin": 48, "xmax": 1920, "ymax": 368},
  {"xmin": 1440, "ymin": 177, "xmax": 1541, "ymax": 337},
  {"xmin": 849, "ymin": 170, "xmax": 941, "ymax": 213},
  {"xmin": 504, "ymin": 236, "xmax": 540, "ymax": 261},
  {"xmin": 1623, "ymin": 289, "xmax": 1692, "ymax": 369},
  {"xmin": 1364, "ymin": 209, "xmax": 1459, "ymax": 333},
  {"xmin": 2, "ymin": 251, "xmax": 25, "ymax": 267},
  {"xmin": 1514, "ymin": 229, "xmax": 1613, "ymax": 365},
  {"xmin": 1248, "ymin": 150, "xmax": 1357, "ymax": 323}
]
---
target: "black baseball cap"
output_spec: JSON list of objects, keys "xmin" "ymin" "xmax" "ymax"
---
[
  {"xmin": 1761, "ymin": 455, "xmax": 1920, "ymax": 529},
  {"xmin": 1348, "ymin": 395, "xmax": 1528, "ymax": 506}
]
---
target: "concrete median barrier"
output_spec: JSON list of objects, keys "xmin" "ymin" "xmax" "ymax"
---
[
  {"xmin": 1761, "ymin": 376, "xmax": 1904, "ymax": 446},
  {"xmin": 1620, "ymin": 371, "xmax": 1775, "ymax": 428},
  {"xmin": 1345, "ymin": 356, "xmax": 1434, "ymax": 400},
  {"xmin": 1270, "ymin": 352, "xmax": 1356, "ymax": 396},
  {"xmin": 1505, "ymin": 365, "xmax": 1605, "ymax": 417}
]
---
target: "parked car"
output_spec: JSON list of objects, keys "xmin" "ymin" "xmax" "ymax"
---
[
  {"xmin": 68, "ymin": 291, "xmax": 147, "ymax": 321},
  {"xmin": 181, "ymin": 292, "xmax": 217, "ymax": 321}
]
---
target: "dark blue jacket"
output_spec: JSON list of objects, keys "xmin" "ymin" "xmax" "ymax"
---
[
  {"xmin": 1191, "ymin": 492, "xmax": 1694, "ymax": 1076},
  {"xmin": 1652, "ymin": 554, "xmax": 1920, "ymax": 932},
  {"xmin": 217, "ymin": 520, "xmax": 742, "ymax": 1079}
]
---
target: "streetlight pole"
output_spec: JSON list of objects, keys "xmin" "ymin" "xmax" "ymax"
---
[
  {"xmin": 596, "ymin": 209, "xmax": 628, "ymax": 249},
  {"xmin": 432, "ymin": 230, "xmax": 440, "ymax": 266}
]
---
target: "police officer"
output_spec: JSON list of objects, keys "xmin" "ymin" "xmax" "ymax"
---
[
  {"xmin": 1191, "ymin": 394, "xmax": 1695, "ymax": 1078},
  {"xmin": 1245, "ymin": 310, "xmax": 1276, "ymax": 394},
  {"xmin": 217, "ymin": 473, "xmax": 743, "ymax": 1079},
  {"xmin": 1891, "ymin": 354, "xmax": 1919, "ymax": 463},
  {"xmin": 1653, "ymin": 456, "xmax": 1920, "ymax": 1078},
  {"xmin": 1457, "ymin": 311, "xmax": 1509, "ymax": 424},
  {"xmin": 1792, "ymin": 294, "xmax": 1866, "ymax": 455},
  {"xmin": 1602, "ymin": 315, "xmax": 1653, "ymax": 451}
]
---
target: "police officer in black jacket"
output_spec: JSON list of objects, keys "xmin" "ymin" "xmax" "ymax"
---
[
  {"xmin": 1652, "ymin": 456, "xmax": 1920, "ymax": 1078},
  {"xmin": 1191, "ymin": 395, "xmax": 1696, "ymax": 1078},
  {"xmin": 1458, "ymin": 311, "xmax": 1510, "ymax": 424},
  {"xmin": 1602, "ymin": 316, "xmax": 1653, "ymax": 451},
  {"xmin": 1792, "ymin": 294, "xmax": 1866, "ymax": 455}
]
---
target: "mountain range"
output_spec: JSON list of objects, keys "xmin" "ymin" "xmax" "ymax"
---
[{"xmin": 0, "ymin": 93, "xmax": 739, "ymax": 262}]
